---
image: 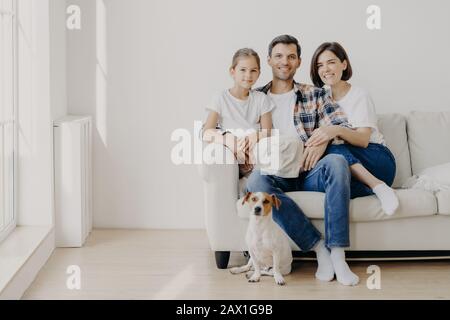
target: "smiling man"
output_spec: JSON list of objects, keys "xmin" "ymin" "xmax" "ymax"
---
[{"xmin": 246, "ymin": 35, "xmax": 360, "ymax": 286}]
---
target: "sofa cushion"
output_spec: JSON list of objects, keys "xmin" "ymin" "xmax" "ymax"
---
[
  {"xmin": 377, "ymin": 113, "xmax": 412, "ymax": 188},
  {"xmin": 286, "ymin": 189, "xmax": 437, "ymax": 222},
  {"xmin": 402, "ymin": 162, "xmax": 450, "ymax": 192},
  {"xmin": 407, "ymin": 111, "xmax": 450, "ymax": 175},
  {"xmin": 436, "ymin": 190, "xmax": 450, "ymax": 215}
]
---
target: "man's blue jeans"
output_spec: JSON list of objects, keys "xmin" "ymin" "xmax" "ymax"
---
[
  {"xmin": 325, "ymin": 143, "xmax": 396, "ymax": 199},
  {"xmin": 246, "ymin": 154, "xmax": 351, "ymax": 251}
]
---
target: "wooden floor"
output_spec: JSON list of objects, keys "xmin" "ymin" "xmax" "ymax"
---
[{"xmin": 23, "ymin": 229, "xmax": 450, "ymax": 300}]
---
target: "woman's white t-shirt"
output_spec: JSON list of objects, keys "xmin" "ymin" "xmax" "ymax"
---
[
  {"xmin": 327, "ymin": 85, "xmax": 385, "ymax": 145},
  {"xmin": 206, "ymin": 89, "xmax": 275, "ymax": 138}
]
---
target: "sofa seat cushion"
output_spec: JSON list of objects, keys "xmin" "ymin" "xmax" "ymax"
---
[
  {"xmin": 286, "ymin": 189, "xmax": 437, "ymax": 222},
  {"xmin": 436, "ymin": 190, "xmax": 450, "ymax": 215}
]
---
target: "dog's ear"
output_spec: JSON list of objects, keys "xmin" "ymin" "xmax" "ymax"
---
[
  {"xmin": 242, "ymin": 192, "xmax": 252, "ymax": 205},
  {"xmin": 271, "ymin": 194, "xmax": 281, "ymax": 210}
]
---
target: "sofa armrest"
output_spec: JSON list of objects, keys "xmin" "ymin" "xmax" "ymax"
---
[
  {"xmin": 196, "ymin": 143, "xmax": 238, "ymax": 183},
  {"xmin": 197, "ymin": 143, "xmax": 248, "ymax": 251}
]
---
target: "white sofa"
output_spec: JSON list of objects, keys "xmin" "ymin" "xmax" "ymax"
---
[{"xmin": 198, "ymin": 111, "xmax": 450, "ymax": 268}]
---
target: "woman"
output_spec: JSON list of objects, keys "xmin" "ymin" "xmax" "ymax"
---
[{"xmin": 309, "ymin": 42, "xmax": 398, "ymax": 215}]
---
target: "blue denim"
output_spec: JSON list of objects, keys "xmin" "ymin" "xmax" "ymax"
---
[
  {"xmin": 325, "ymin": 143, "xmax": 396, "ymax": 199},
  {"xmin": 246, "ymin": 154, "xmax": 351, "ymax": 251}
]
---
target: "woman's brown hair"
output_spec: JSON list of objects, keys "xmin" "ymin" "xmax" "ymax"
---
[{"xmin": 310, "ymin": 42, "xmax": 353, "ymax": 87}]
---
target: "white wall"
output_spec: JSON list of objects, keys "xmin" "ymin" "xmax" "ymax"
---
[
  {"xmin": 17, "ymin": 0, "xmax": 54, "ymax": 226},
  {"xmin": 49, "ymin": 0, "xmax": 67, "ymax": 120},
  {"xmin": 65, "ymin": 0, "xmax": 450, "ymax": 229}
]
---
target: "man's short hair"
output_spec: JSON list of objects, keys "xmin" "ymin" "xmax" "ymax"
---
[{"xmin": 268, "ymin": 35, "xmax": 301, "ymax": 58}]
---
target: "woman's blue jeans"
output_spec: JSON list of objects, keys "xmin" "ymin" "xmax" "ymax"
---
[
  {"xmin": 246, "ymin": 154, "xmax": 351, "ymax": 251},
  {"xmin": 325, "ymin": 143, "xmax": 396, "ymax": 199}
]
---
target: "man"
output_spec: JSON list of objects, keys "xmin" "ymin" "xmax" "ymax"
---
[{"xmin": 246, "ymin": 35, "xmax": 359, "ymax": 286}]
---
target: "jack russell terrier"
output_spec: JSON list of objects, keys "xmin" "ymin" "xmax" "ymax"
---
[{"xmin": 230, "ymin": 192, "xmax": 293, "ymax": 285}]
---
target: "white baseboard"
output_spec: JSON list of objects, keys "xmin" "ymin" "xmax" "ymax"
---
[{"xmin": 0, "ymin": 226, "xmax": 55, "ymax": 300}]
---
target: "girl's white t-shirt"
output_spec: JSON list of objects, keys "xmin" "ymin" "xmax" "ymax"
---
[
  {"xmin": 206, "ymin": 89, "xmax": 275, "ymax": 138},
  {"xmin": 327, "ymin": 85, "xmax": 385, "ymax": 145}
]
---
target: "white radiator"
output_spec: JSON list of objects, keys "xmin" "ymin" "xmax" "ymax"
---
[{"xmin": 54, "ymin": 115, "xmax": 93, "ymax": 247}]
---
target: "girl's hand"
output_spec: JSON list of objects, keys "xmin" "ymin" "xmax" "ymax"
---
[
  {"xmin": 224, "ymin": 133, "xmax": 238, "ymax": 154},
  {"xmin": 236, "ymin": 137, "xmax": 248, "ymax": 164},
  {"xmin": 237, "ymin": 133, "xmax": 258, "ymax": 155},
  {"xmin": 305, "ymin": 126, "xmax": 340, "ymax": 147},
  {"xmin": 236, "ymin": 149, "xmax": 247, "ymax": 164},
  {"xmin": 237, "ymin": 137, "xmax": 247, "ymax": 155},
  {"xmin": 246, "ymin": 132, "xmax": 258, "ymax": 152},
  {"xmin": 237, "ymin": 139, "xmax": 257, "ymax": 165}
]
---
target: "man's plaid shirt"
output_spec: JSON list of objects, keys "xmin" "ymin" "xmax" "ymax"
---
[{"xmin": 257, "ymin": 81, "xmax": 352, "ymax": 143}]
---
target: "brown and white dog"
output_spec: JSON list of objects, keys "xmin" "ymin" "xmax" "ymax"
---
[{"xmin": 230, "ymin": 192, "xmax": 293, "ymax": 285}]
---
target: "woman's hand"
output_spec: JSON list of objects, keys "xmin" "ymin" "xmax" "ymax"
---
[{"xmin": 305, "ymin": 126, "xmax": 340, "ymax": 147}]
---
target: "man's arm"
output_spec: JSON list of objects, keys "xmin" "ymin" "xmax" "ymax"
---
[
  {"xmin": 306, "ymin": 89, "xmax": 374, "ymax": 147},
  {"xmin": 306, "ymin": 125, "xmax": 371, "ymax": 148},
  {"xmin": 316, "ymin": 89, "xmax": 351, "ymax": 128},
  {"xmin": 300, "ymin": 89, "xmax": 350, "ymax": 170}
]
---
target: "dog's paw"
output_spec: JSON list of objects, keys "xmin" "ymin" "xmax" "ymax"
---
[
  {"xmin": 248, "ymin": 274, "xmax": 261, "ymax": 283},
  {"xmin": 229, "ymin": 267, "xmax": 243, "ymax": 274},
  {"xmin": 245, "ymin": 271, "xmax": 253, "ymax": 279},
  {"xmin": 274, "ymin": 274, "xmax": 286, "ymax": 286}
]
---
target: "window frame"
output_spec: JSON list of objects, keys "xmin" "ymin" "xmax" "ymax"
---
[{"xmin": 0, "ymin": 0, "xmax": 17, "ymax": 244}]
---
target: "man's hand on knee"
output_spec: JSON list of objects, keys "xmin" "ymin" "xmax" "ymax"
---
[{"xmin": 301, "ymin": 142, "xmax": 328, "ymax": 171}]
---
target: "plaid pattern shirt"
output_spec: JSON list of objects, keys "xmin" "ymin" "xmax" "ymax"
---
[{"xmin": 257, "ymin": 81, "xmax": 351, "ymax": 143}]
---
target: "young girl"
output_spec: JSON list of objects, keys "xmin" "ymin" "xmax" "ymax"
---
[
  {"xmin": 202, "ymin": 48, "xmax": 274, "ymax": 177},
  {"xmin": 308, "ymin": 42, "xmax": 399, "ymax": 215}
]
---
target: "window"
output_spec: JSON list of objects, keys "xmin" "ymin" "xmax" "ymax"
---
[{"xmin": 0, "ymin": 0, "xmax": 16, "ymax": 243}]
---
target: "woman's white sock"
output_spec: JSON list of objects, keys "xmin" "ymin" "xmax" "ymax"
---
[
  {"xmin": 313, "ymin": 240, "xmax": 335, "ymax": 281},
  {"xmin": 373, "ymin": 183, "xmax": 399, "ymax": 215},
  {"xmin": 330, "ymin": 247, "xmax": 359, "ymax": 286}
]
